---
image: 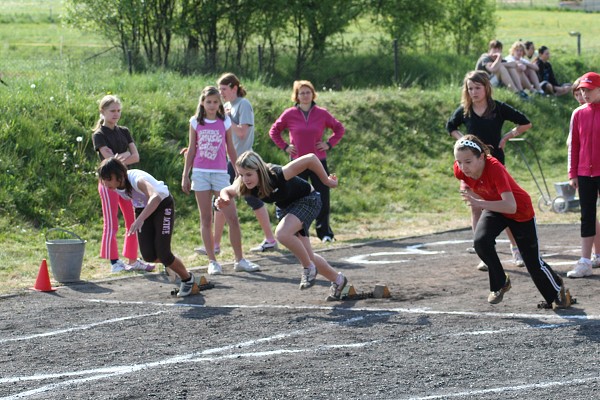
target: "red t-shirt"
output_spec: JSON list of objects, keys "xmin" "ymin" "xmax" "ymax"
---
[{"xmin": 454, "ymin": 156, "xmax": 534, "ymax": 222}]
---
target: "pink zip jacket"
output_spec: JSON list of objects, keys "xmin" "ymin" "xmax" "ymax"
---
[
  {"xmin": 569, "ymin": 102, "xmax": 600, "ymax": 179},
  {"xmin": 269, "ymin": 104, "xmax": 345, "ymax": 160}
]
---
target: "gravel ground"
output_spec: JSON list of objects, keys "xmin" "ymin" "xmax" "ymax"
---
[{"xmin": 1, "ymin": 224, "xmax": 599, "ymax": 400}]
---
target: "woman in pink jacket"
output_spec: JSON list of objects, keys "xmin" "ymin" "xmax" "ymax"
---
[{"xmin": 269, "ymin": 81, "xmax": 345, "ymax": 242}]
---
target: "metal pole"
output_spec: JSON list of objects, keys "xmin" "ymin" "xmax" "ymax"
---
[{"xmin": 577, "ymin": 34, "xmax": 581, "ymax": 56}]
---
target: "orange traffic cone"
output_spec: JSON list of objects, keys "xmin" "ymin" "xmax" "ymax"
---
[{"xmin": 31, "ymin": 259, "xmax": 57, "ymax": 292}]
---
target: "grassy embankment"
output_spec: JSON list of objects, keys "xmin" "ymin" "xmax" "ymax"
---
[{"xmin": 1, "ymin": 3, "xmax": 597, "ymax": 294}]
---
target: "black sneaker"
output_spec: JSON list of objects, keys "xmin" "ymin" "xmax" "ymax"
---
[
  {"xmin": 326, "ymin": 273, "xmax": 348, "ymax": 301},
  {"xmin": 518, "ymin": 90, "xmax": 530, "ymax": 101},
  {"xmin": 487, "ymin": 273, "xmax": 511, "ymax": 304}
]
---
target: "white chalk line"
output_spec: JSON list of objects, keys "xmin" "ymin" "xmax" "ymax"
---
[
  {"xmin": 0, "ymin": 319, "xmax": 377, "ymax": 400},
  {"xmin": 405, "ymin": 376, "xmax": 599, "ymax": 400},
  {"xmin": 0, "ymin": 311, "xmax": 165, "ymax": 344},
  {"xmin": 82, "ymin": 298, "xmax": 600, "ymax": 322}
]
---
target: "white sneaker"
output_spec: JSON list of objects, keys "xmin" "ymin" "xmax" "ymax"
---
[
  {"xmin": 111, "ymin": 259, "xmax": 129, "ymax": 273},
  {"xmin": 511, "ymin": 246, "xmax": 525, "ymax": 268},
  {"xmin": 567, "ymin": 259, "xmax": 593, "ymax": 278},
  {"xmin": 129, "ymin": 259, "xmax": 156, "ymax": 272},
  {"xmin": 177, "ymin": 272, "xmax": 195, "ymax": 297},
  {"xmin": 207, "ymin": 260, "xmax": 222, "ymax": 275},
  {"xmin": 194, "ymin": 245, "xmax": 220, "ymax": 255},
  {"xmin": 477, "ymin": 261, "xmax": 488, "ymax": 271},
  {"xmin": 322, "ymin": 236, "xmax": 334, "ymax": 243},
  {"xmin": 250, "ymin": 239, "xmax": 278, "ymax": 252},
  {"xmin": 592, "ymin": 254, "xmax": 600, "ymax": 268},
  {"xmin": 234, "ymin": 258, "xmax": 261, "ymax": 272}
]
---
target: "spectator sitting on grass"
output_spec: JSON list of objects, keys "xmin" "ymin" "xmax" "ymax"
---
[
  {"xmin": 476, "ymin": 39, "xmax": 530, "ymax": 100},
  {"xmin": 504, "ymin": 41, "xmax": 544, "ymax": 95},
  {"xmin": 534, "ymin": 46, "xmax": 572, "ymax": 96}
]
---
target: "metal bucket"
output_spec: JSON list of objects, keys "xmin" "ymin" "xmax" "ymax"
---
[{"xmin": 45, "ymin": 228, "xmax": 86, "ymax": 283}]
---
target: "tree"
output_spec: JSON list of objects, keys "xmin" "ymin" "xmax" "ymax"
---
[
  {"xmin": 444, "ymin": 0, "xmax": 496, "ymax": 56},
  {"xmin": 288, "ymin": 0, "xmax": 363, "ymax": 78},
  {"xmin": 65, "ymin": 0, "xmax": 175, "ymax": 69},
  {"xmin": 372, "ymin": 0, "xmax": 445, "ymax": 52}
]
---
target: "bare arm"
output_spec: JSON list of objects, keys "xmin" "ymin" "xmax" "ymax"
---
[
  {"xmin": 461, "ymin": 190, "xmax": 517, "ymax": 214},
  {"xmin": 282, "ymin": 154, "xmax": 338, "ymax": 188},
  {"xmin": 181, "ymin": 125, "xmax": 197, "ymax": 195},
  {"xmin": 128, "ymin": 179, "xmax": 163, "ymax": 234},
  {"xmin": 499, "ymin": 122, "xmax": 533, "ymax": 149},
  {"xmin": 449, "ymin": 130, "xmax": 463, "ymax": 140},
  {"xmin": 231, "ymin": 124, "xmax": 249, "ymax": 141}
]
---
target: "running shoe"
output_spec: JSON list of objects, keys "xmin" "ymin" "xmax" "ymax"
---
[
  {"xmin": 326, "ymin": 273, "xmax": 348, "ymax": 301},
  {"xmin": 299, "ymin": 264, "xmax": 317, "ymax": 289},
  {"xmin": 207, "ymin": 260, "xmax": 223, "ymax": 275},
  {"xmin": 250, "ymin": 239, "xmax": 278, "ymax": 252},
  {"xmin": 488, "ymin": 274, "xmax": 511, "ymax": 304},
  {"xmin": 566, "ymin": 259, "xmax": 593, "ymax": 278},
  {"xmin": 177, "ymin": 272, "xmax": 195, "ymax": 297},
  {"xmin": 234, "ymin": 258, "xmax": 261, "ymax": 272},
  {"xmin": 129, "ymin": 259, "xmax": 156, "ymax": 272}
]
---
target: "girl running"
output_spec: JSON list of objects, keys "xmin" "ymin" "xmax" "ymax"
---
[
  {"xmin": 216, "ymin": 151, "xmax": 348, "ymax": 301},
  {"xmin": 454, "ymin": 135, "xmax": 571, "ymax": 308}
]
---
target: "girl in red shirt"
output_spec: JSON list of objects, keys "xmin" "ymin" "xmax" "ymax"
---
[{"xmin": 454, "ymin": 135, "xmax": 571, "ymax": 308}]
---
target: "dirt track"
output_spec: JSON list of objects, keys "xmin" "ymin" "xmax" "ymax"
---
[{"xmin": 1, "ymin": 224, "xmax": 599, "ymax": 400}]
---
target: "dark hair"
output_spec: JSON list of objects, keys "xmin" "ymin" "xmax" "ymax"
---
[
  {"xmin": 524, "ymin": 41, "xmax": 534, "ymax": 51},
  {"xmin": 217, "ymin": 72, "xmax": 247, "ymax": 97},
  {"xmin": 538, "ymin": 45, "xmax": 549, "ymax": 56},
  {"xmin": 97, "ymin": 157, "xmax": 132, "ymax": 197},
  {"xmin": 454, "ymin": 134, "xmax": 491, "ymax": 158},
  {"xmin": 194, "ymin": 86, "xmax": 225, "ymax": 125},
  {"xmin": 488, "ymin": 39, "xmax": 502, "ymax": 50}
]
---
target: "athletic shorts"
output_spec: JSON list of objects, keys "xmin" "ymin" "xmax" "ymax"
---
[
  {"xmin": 278, "ymin": 191, "xmax": 321, "ymax": 237},
  {"xmin": 191, "ymin": 170, "xmax": 230, "ymax": 192}
]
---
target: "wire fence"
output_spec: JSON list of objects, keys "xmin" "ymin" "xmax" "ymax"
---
[{"xmin": 496, "ymin": 0, "xmax": 600, "ymax": 11}]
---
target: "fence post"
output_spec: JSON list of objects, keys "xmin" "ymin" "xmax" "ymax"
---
[{"xmin": 393, "ymin": 39, "xmax": 399, "ymax": 84}]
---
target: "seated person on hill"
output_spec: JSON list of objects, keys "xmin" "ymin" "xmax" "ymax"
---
[
  {"xmin": 476, "ymin": 39, "xmax": 529, "ymax": 100},
  {"xmin": 504, "ymin": 41, "xmax": 544, "ymax": 95},
  {"xmin": 534, "ymin": 46, "xmax": 572, "ymax": 96},
  {"xmin": 524, "ymin": 41, "xmax": 536, "ymax": 61}
]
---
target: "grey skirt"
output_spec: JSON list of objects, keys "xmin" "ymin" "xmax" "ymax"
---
[{"xmin": 277, "ymin": 191, "xmax": 321, "ymax": 237}]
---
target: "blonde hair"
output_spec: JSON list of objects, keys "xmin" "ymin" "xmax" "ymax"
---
[
  {"xmin": 509, "ymin": 41, "xmax": 525, "ymax": 57},
  {"xmin": 291, "ymin": 80, "xmax": 318, "ymax": 103},
  {"xmin": 93, "ymin": 95, "xmax": 121, "ymax": 131},
  {"xmin": 235, "ymin": 151, "xmax": 274, "ymax": 199}
]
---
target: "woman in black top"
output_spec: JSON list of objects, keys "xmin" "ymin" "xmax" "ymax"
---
[{"xmin": 446, "ymin": 70, "xmax": 532, "ymax": 270}]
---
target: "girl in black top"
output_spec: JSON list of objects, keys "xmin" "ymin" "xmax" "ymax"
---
[
  {"xmin": 216, "ymin": 151, "xmax": 348, "ymax": 301},
  {"xmin": 446, "ymin": 70, "xmax": 532, "ymax": 271}
]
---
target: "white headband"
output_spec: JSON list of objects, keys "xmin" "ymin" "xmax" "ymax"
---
[{"xmin": 458, "ymin": 139, "xmax": 482, "ymax": 152}]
